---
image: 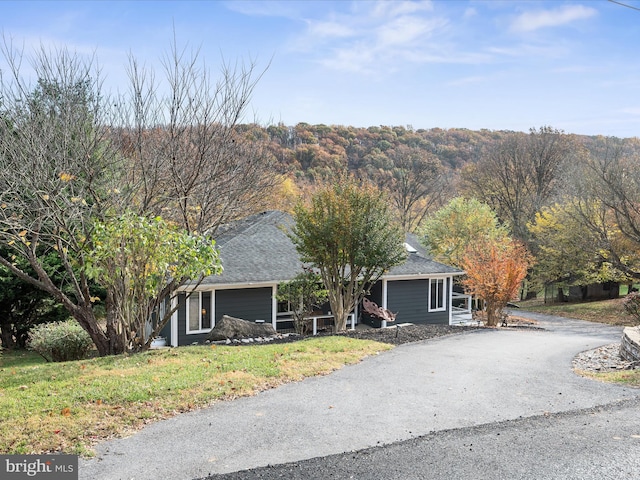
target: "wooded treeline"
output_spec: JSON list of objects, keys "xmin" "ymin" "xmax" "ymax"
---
[
  {"xmin": 254, "ymin": 122, "xmax": 635, "ymax": 178},
  {"xmin": 263, "ymin": 123, "xmax": 491, "ymax": 175}
]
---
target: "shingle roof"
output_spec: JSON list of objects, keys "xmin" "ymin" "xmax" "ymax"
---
[
  {"xmin": 202, "ymin": 211, "xmax": 304, "ymax": 285},
  {"xmin": 388, "ymin": 233, "xmax": 463, "ymax": 276},
  {"xmin": 202, "ymin": 211, "xmax": 462, "ymax": 285}
]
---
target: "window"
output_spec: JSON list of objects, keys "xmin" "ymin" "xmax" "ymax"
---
[
  {"xmin": 429, "ymin": 278, "xmax": 446, "ymax": 312},
  {"xmin": 277, "ymin": 299, "xmax": 293, "ymax": 316},
  {"xmin": 186, "ymin": 291, "xmax": 212, "ymax": 333}
]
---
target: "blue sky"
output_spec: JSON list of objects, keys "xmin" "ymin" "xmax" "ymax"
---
[{"xmin": 1, "ymin": 0, "xmax": 639, "ymax": 137}]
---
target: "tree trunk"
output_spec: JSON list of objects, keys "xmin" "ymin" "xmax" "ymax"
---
[
  {"xmin": 332, "ymin": 301, "xmax": 348, "ymax": 332},
  {"xmin": 0, "ymin": 320, "xmax": 15, "ymax": 349},
  {"xmin": 72, "ymin": 308, "xmax": 111, "ymax": 356},
  {"xmin": 485, "ymin": 302, "xmax": 499, "ymax": 327},
  {"xmin": 327, "ymin": 288, "xmax": 348, "ymax": 333},
  {"xmin": 105, "ymin": 291, "xmax": 126, "ymax": 355}
]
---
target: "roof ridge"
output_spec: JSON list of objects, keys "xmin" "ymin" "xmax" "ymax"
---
[
  {"xmin": 241, "ymin": 210, "xmax": 288, "ymax": 236},
  {"xmin": 215, "ymin": 211, "xmax": 289, "ymax": 245}
]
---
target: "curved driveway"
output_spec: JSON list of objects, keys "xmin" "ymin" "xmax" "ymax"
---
[{"xmin": 80, "ymin": 312, "xmax": 639, "ymax": 480}]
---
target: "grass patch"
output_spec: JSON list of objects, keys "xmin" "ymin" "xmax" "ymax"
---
[
  {"xmin": 517, "ymin": 297, "xmax": 635, "ymax": 326},
  {"xmin": 0, "ymin": 336, "xmax": 391, "ymax": 456},
  {"xmin": 0, "ymin": 349, "xmax": 46, "ymax": 369},
  {"xmin": 578, "ymin": 369, "xmax": 640, "ymax": 388}
]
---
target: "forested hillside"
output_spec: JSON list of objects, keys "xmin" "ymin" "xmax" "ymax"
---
[
  {"xmin": 250, "ymin": 123, "xmax": 634, "ymax": 177},
  {"xmin": 244, "ymin": 122, "xmax": 638, "ymax": 191},
  {"xmin": 249, "ymin": 123, "xmax": 639, "ymax": 233},
  {"xmin": 260, "ymin": 123, "xmax": 505, "ymax": 177}
]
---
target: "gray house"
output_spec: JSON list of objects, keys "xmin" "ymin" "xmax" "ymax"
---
[{"xmin": 163, "ymin": 211, "xmax": 468, "ymax": 347}]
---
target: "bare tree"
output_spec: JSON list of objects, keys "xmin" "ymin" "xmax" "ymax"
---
[
  {"xmin": 0, "ymin": 38, "xmax": 275, "ymax": 355},
  {"xmin": 0, "ymin": 41, "xmax": 122, "ymax": 355},
  {"xmin": 113, "ymin": 41, "xmax": 276, "ymax": 235},
  {"xmin": 574, "ymin": 137, "xmax": 640, "ymax": 278},
  {"xmin": 378, "ymin": 145, "xmax": 445, "ymax": 232},
  {"xmin": 462, "ymin": 126, "xmax": 574, "ymax": 244}
]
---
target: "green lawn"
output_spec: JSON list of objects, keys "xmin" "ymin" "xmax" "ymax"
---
[
  {"xmin": 0, "ymin": 337, "xmax": 392, "ymax": 456},
  {"xmin": 0, "ymin": 349, "xmax": 45, "ymax": 368},
  {"xmin": 516, "ymin": 297, "xmax": 635, "ymax": 326},
  {"xmin": 579, "ymin": 369, "xmax": 640, "ymax": 388}
]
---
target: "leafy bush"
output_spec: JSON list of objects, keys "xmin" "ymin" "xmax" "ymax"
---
[
  {"xmin": 28, "ymin": 320, "xmax": 93, "ymax": 362},
  {"xmin": 623, "ymin": 292, "xmax": 640, "ymax": 325},
  {"xmin": 277, "ymin": 269, "xmax": 328, "ymax": 334}
]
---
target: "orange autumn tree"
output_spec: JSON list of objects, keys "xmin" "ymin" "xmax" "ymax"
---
[{"xmin": 461, "ymin": 238, "xmax": 533, "ymax": 326}]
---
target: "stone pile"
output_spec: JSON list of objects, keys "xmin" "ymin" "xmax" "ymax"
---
[
  {"xmin": 205, "ymin": 314, "xmax": 277, "ymax": 342},
  {"xmin": 207, "ymin": 333, "xmax": 299, "ymax": 346},
  {"xmin": 572, "ymin": 342, "xmax": 640, "ymax": 372}
]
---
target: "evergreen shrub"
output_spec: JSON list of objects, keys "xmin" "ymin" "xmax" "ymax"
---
[{"xmin": 28, "ymin": 320, "xmax": 93, "ymax": 362}]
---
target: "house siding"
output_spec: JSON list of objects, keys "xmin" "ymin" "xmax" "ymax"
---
[
  {"xmin": 215, "ymin": 288, "xmax": 273, "ymax": 324},
  {"xmin": 368, "ymin": 282, "xmax": 384, "ymax": 305},
  {"xmin": 157, "ymin": 295, "xmax": 172, "ymax": 343},
  {"xmin": 387, "ymin": 278, "xmax": 449, "ymax": 325},
  {"xmin": 176, "ymin": 288, "xmax": 273, "ymax": 346},
  {"xmin": 175, "ymin": 294, "xmax": 204, "ymax": 345},
  {"xmin": 159, "ymin": 322, "xmax": 171, "ymax": 343}
]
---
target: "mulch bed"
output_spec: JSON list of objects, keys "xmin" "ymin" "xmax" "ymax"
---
[
  {"xmin": 341, "ymin": 324, "xmax": 481, "ymax": 345},
  {"xmin": 221, "ymin": 318, "xmax": 541, "ymax": 348},
  {"xmin": 218, "ymin": 324, "xmax": 482, "ymax": 347}
]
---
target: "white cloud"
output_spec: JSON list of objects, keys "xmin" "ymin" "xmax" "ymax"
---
[
  {"xmin": 510, "ymin": 5, "xmax": 597, "ymax": 33},
  {"xmin": 403, "ymin": 49, "xmax": 492, "ymax": 65},
  {"xmin": 619, "ymin": 107, "xmax": 640, "ymax": 116},
  {"xmin": 551, "ymin": 65, "xmax": 596, "ymax": 74},
  {"xmin": 371, "ymin": 0, "xmax": 433, "ymax": 18},
  {"xmin": 446, "ymin": 75, "xmax": 490, "ymax": 87},
  {"xmin": 282, "ymin": 1, "xmax": 595, "ymax": 77},
  {"xmin": 463, "ymin": 7, "xmax": 478, "ymax": 20},
  {"xmin": 487, "ymin": 42, "xmax": 570, "ymax": 59},
  {"xmin": 224, "ymin": 1, "xmax": 302, "ymax": 18},
  {"xmin": 376, "ymin": 16, "xmax": 441, "ymax": 47},
  {"xmin": 308, "ymin": 21, "xmax": 355, "ymax": 38},
  {"xmin": 291, "ymin": 1, "xmax": 455, "ymax": 75},
  {"xmin": 320, "ymin": 42, "xmax": 377, "ymax": 74}
]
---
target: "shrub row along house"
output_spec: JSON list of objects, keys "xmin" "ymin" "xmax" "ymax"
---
[{"xmin": 160, "ymin": 211, "xmax": 468, "ymax": 346}]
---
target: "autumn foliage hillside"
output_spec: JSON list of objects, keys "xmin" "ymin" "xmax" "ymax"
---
[
  {"xmin": 259, "ymin": 123, "xmax": 506, "ymax": 179},
  {"xmin": 247, "ymin": 122, "xmax": 637, "ymax": 190}
]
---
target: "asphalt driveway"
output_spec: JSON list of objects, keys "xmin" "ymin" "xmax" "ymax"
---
[{"xmin": 80, "ymin": 312, "xmax": 639, "ymax": 480}]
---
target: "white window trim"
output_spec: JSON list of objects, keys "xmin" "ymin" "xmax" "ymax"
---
[
  {"xmin": 171, "ymin": 295, "xmax": 178, "ymax": 347},
  {"xmin": 428, "ymin": 278, "xmax": 446, "ymax": 312},
  {"xmin": 186, "ymin": 291, "xmax": 214, "ymax": 334}
]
